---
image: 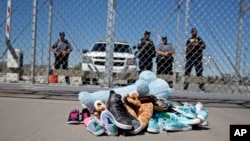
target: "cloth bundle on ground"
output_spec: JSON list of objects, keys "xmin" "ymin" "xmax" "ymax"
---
[{"xmin": 78, "ymin": 70, "xmax": 172, "ymax": 112}]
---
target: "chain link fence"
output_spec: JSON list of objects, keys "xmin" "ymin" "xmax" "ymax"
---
[{"xmin": 0, "ymin": 0, "xmax": 249, "ymax": 94}]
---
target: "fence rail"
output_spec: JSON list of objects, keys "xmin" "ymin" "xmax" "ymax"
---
[{"xmin": 0, "ymin": 0, "xmax": 249, "ymax": 94}]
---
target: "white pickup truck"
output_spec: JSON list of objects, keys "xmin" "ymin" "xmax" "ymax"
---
[{"xmin": 81, "ymin": 40, "xmax": 137, "ymax": 85}]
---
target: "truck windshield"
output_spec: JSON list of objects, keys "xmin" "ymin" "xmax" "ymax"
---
[{"xmin": 91, "ymin": 43, "xmax": 132, "ymax": 54}]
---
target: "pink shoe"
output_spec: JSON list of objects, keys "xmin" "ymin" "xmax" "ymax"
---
[
  {"xmin": 83, "ymin": 117, "xmax": 93, "ymax": 126},
  {"xmin": 67, "ymin": 109, "xmax": 80, "ymax": 124},
  {"xmin": 80, "ymin": 108, "xmax": 91, "ymax": 123}
]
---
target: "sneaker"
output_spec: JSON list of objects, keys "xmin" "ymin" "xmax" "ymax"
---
[
  {"xmin": 148, "ymin": 112, "xmax": 191, "ymax": 132},
  {"xmin": 147, "ymin": 113, "xmax": 161, "ymax": 133},
  {"xmin": 163, "ymin": 119, "xmax": 192, "ymax": 131},
  {"xmin": 162, "ymin": 112, "xmax": 201, "ymax": 125},
  {"xmin": 100, "ymin": 110, "xmax": 118, "ymax": 136},
  {"xmin": 183, "ymin": 102, "xmax": 194, "ymax": 107},
  {"xmin": 86, "ymin": 118, "xmax": 105, "ymax": 136},
  {"xmin": 80, "ymin": 108, "xmax": 91, "ymax": 123},
  {"xmin": 172, "ymin": 106, "xmax": 197, "ymax": 119},
  {"xmin": 106, "ymin": 90, "xmax": 133, "ymax": 130},
  {"xmin": 196, "ymin": 108, "xmax": 209, "ymax": 122},
  {"xmin": 199, "ymin": 120, "xmax": 209, "ymax": 126},
  {"xmin": 67, "ymin": 109, "xmax": 81, "ymax": 124},
  {"xmin": 195, "ymin": 102, "xmax": 209, "ymax": 122},
  {"xmin": 125, "ymin": 117, "xmax": 142, "ymax": 135}
]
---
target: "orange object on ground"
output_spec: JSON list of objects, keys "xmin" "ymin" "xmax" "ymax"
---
[{"xmin": 49, "ymin": 75, "xmax": 58, "ymax": 83}]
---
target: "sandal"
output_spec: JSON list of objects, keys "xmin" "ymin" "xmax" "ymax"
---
[{"xmin": 154, "ymin": 99, "xmax": 169, "ymax": 111}]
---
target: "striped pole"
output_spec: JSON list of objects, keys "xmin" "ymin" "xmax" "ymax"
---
[
  {"xmin": 6, "ymin": 0, "xmax": 11, "ymax": 40},
  {"xmin": 6, "ymin": 0, "xmax": 18, "ymax": 60}
]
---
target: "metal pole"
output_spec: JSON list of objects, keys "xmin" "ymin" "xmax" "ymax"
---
[
  {"xmin": 104, "ymin": 0, "xmax": 116, "ymax": 87},
  {"xmin": 46, "ymin": 0, "xmax": 53, "ymax": 83},
  {"xmin": 31, "ymin": 0, "xmax": 38, "ymax": 84},
  {"xmin": 174, "ymin": 0, "xmax": 182, "ymax": 89},
  {"xmin": 6, "ymin": 0, "xmax": 18, "ymax": 60},
  {"xmin": 235, "ymin": 0, "xmax": 250, "ymax": 93},
  {"xmin": 181, "ymin": 0, "xmax": 190, "ymax": 87}
]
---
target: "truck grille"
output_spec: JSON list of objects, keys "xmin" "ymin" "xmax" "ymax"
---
[
  {"xmin": 94, "ymin": 57, "xmax": 125, "ymax": 60},
  {"xmin": 93, "ymin": 57, "xmax": 125, "ymax": 66},
  {"xmin": 94, "ymin": 61, "xmax": 124, "ymax": 66}
]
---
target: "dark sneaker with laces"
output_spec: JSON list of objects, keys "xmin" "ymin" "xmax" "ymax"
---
[
  {"xmin": 125, "ymin": 117, "xmax": 142, "ymax": 135},
  {"xmin": 106, "ymin": 90, "xmax": 133, "ymax": 130}
]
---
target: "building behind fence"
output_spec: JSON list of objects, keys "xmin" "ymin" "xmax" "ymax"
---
[{"xmin": 0, "ymin": 0, "xmax": 249, "ymax": 94}]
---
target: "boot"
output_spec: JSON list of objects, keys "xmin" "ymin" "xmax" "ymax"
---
[
  {"xmin": 183, "ymin": 82, "xmax": 189, "ymax": 90},
  {"xmin": 199, "ymin": 83, "xmax": 205, "ymax": 91}
]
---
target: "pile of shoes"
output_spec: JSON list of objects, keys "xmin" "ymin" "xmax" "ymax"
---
[
  {"xmin": 147, "ymin": 101, "xmax": 209, "ymax": 133},
  {"xmin": 67, "ymin": 90, "xmax": 209, "ymax": 136}
]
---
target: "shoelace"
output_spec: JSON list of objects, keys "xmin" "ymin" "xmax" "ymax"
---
[
  {"xmin": 114, "ymin": 98, "xmax": 132, "ymax": 119},
  {"xmin": 180, "ymin": 106, "xmax": 196, "ymax": 113}
]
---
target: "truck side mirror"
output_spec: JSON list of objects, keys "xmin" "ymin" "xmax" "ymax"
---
[{"xmin": 82, "ymin": 49, "xmax": 89, "ymax": 53}]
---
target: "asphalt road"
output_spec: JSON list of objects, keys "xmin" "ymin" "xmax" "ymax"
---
[{"xmin": 0, "ymin": 83, "xmax": 250, "ymax": 141}]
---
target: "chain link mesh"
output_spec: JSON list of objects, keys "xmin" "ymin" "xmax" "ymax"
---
[{"xmin": 0, "ymin": 0, "xmax": 249, "ymax": 94}]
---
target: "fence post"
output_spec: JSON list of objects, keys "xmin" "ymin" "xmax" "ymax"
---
[
  {"xmin": 235, "ymin": 0, "xmax": 250, "ymax": 93},
  {"xmin": 174, "ymin": 0, "xmax": 182, "ymax": 89},
  {"xmin": 104, "ymin": 0, "xmax": 116, "ymax": 87},
  {"xmin": 181, "ymin": 0, "xmax": 190, "ymax": 88},
  {"xmin": 46, "ymin": 0, "xmax": 53, "ymax": 84},
  {"xmin": 31, "ymin": 0, "xmax": 38, "ymax": 84}
]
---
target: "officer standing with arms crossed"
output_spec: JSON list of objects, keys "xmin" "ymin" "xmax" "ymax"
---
[{"xmin": 184, "ymin": 28, "xmax": 206, "ymax": 91}]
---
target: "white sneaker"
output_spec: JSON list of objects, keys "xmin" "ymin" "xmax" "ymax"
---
[
  {"xmin": 199, "ymin": 120, "xmax": 209, "ymax": 126},
  {"xmin": 195, "ymin": 102, "xmax": 203, "ymax": 112},
  {"xmin": 195, "ymin": 102, "xmax": 209, "ymax": 122}
]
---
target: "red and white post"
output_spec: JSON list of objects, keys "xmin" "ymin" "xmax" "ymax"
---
[{"xmin": 6, "ymin": 0, "xmax": 11, "ymax": 40}]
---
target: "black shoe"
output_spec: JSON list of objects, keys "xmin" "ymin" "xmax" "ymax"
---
[
  {"xmin": 106, "ymin": 90, "xmax": 133, "ymax": 130},
  {"xmin": 183, "ymin": 82, "xmax": 189, "ymax": 90},
  {"xmin": 183, "ymin": 87, "xmax": 188, "ymax": 90},
  {"xmin": 200, "ymin": 87, "xmax": 205, "ymax": 91},
  {"xmin": 199, "ymin": 83, "xmax": 205, "ymax": 91},
  {"xmin": 65, "ymin": 76, "xmax": 70, "ymax": 85},
  {"xmin": 126, "ymin": 117, "xmax": 142, "ymax": 135},
  {"xmin": 168, "ymin": 81, "xmax": 173, "ymax": 88}
]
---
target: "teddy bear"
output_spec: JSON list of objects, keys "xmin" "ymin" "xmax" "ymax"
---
[
  {"xmin": 78, "ymin": 70, "xmax": 172, "ymax": 112},
  {"xmin": 123, "ymin": 92, "xmax": 154, "ymax": 134},
  {"xmin": 93, "ymin": 100, "xmax": 106, "ymax": 119}
]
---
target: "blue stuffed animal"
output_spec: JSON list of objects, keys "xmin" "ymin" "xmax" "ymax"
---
[{"xmin": 78, "ymin": 70, "xmax": 172, "ymax": 112}]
